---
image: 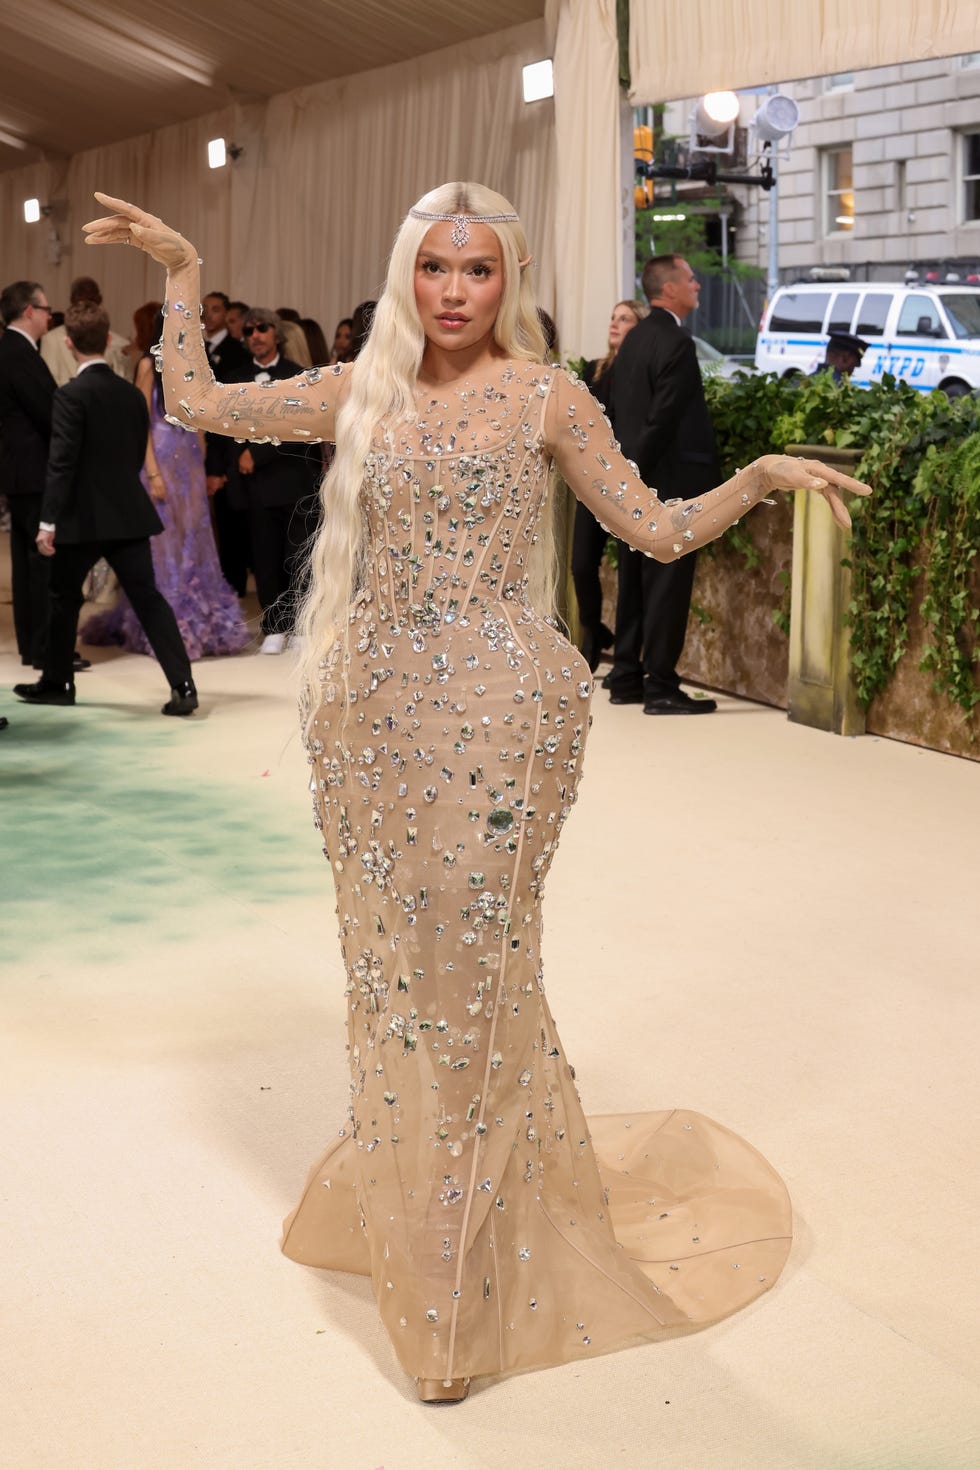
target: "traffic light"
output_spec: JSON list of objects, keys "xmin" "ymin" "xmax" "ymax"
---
[{"xmin": 634, "ymin": 123, "xmax": 654, "ymax": 209}]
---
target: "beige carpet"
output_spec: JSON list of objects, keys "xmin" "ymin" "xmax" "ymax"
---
[{"xmin": 2, "ymin": 569, "xmax": 979, "ymax": 1469}]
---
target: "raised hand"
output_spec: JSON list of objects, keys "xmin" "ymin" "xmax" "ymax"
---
[
  {"xmin": 757, "ymin": 454, "xmax": 872, "ymax": 530},
  {"xmin": 82, "ymin": 192, "xmax": 196, "ymax": 271}
]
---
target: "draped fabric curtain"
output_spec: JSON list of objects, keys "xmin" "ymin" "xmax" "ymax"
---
[
  {"xmin": 629, "ymin": 0, "xmax": 980, "ymax": 101},
  {"xmin": 551, "ymin": 0, "xmax": 624, "ymax": 362},
  {"xmin": 238, "ymin": 24, "xmax": 555, "ymax": 325},
  {"xmin": 0, "ymin": 20, "xmax": 554, "ymax": 350}
]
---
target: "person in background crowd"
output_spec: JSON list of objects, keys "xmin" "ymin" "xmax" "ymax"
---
[
  {"xmin": 571, "ymin": 298, "xmax": 649, "ymax": 672},
  {"xmin": 226, "ymin": 300, "xmax": 249, "ymax": 342},
  {"xmin": 329, "ymin": 317, "xmax": 353, "ymax": 364},
  {"xmin": 0, "ymin": 280, "xmax": 61, "ymax": 670},
  {"xmin": 607, "ymin": 256, "xmax": 720, "ymax": 715},
  {"xmin": 41, "ymin": 276, "xmax": 130, "ymax": 385},
  {"xmin": 275, "ymin": 306, "xmax": 315, "ymax": 365},
  {"xmin": 236, "ymin": 307, "xmax": 322, "ymax": 654},
  {"xmin": 300, "ymin": 316, "xmax": 330, "ymax": 365},
  {"xmin": 201, "ymin": 290, "xmax": 253, "ymax": 595},
  {"xmin": 83, "ymin": 310, "xmax": 251, "ymax": 662},
  {"xmin": 14, "ymin": 301, "xmax": 197, "ymax": 716},
  {"xmin": 537, "ymin": 308, "xmax": 558, "ymax": 359},
  {"xmin": 280, "ymin": 317, "xmax": 314, "ymax": 368},
  {"xmin": 121, "ymin": 300, "xmax": 163, "ymax": 378},
  {"xmin": 202, "ymin": 290, "xmax": 251, "ymax": 379},
  {"xmin": 349, "ymin": 300, "xmax": 376, "ymax": 359}
]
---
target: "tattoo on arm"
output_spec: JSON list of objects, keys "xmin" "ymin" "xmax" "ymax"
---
[{"xmin": 211, "ymin": 388, "xmax": 317, "ymax": 420}]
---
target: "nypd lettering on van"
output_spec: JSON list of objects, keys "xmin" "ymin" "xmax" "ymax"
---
[{"xmin": 755, "ymin": 284, "xmax": 980, "ymax": 397}]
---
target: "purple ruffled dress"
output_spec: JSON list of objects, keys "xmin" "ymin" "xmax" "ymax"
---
[{"xmin": 84, "ymin": 397, "xmax": 251, "ymax": 661}]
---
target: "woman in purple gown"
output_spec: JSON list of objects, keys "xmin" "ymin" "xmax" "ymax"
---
[{"xmin": 84, "ymin": 317, "xmax": 251, "ymax": 661}]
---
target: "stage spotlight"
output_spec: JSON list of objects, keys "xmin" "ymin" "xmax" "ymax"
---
[
  {"xmin": 697, "ymin": 92, "xmax": 740, "ymax": 136},
  {"xmin": 522, "ymin": 60, "xmax": 554, "ymax": 103},
  {"xmin": 753, "ymin": 93, "xmax": 800, "ymax": 144}
]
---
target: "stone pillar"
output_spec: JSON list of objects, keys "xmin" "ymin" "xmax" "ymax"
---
[{"xmin": 785, "ymin": 444, "xmax": 865, "ymax": 737}]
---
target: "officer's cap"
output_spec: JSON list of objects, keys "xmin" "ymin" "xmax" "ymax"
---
[{"xmin": 827, "ymin": 331, "xmax": 869, "ymax": 359}]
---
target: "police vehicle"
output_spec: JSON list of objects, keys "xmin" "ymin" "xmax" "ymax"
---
[{"xmin": 754, "ymin": 282, "xmax": 980, "ymax": 396}]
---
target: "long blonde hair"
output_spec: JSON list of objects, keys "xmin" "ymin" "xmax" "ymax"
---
[{"xmin": 297, "ymin": 182, "xmax": 551, "ymax": 713}]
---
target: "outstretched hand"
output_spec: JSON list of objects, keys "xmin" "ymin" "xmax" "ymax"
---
[
  {"xmin": 759, "ymin": 454, "xmax": 871, "ymax": 530},
  {"xmin": 82, "ymin": 193, "xmax": 196, "ymax": 271}
]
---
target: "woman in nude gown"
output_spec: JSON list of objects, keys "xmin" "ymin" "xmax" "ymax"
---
[{"xmin": 85, "ymin": 184, "xmax": 868, "ymax": 1403}]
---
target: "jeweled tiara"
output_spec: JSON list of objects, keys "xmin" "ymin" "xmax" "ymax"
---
[{"xmin": 409, "ymin": 208, "xmax": 520, "ymax": 248}]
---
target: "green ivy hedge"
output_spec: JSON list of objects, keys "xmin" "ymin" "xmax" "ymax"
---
[{"xmin": 704, "ymin": 372, "xmax": 980, "ymax": 719}]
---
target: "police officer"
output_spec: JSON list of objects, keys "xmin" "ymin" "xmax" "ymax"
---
[{"xmin": 813, "ymin": 331, "xmax": 869, "ymax": 383}]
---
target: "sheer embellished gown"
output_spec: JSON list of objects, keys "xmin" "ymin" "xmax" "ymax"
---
[{"xmin": 158, "ymin": 277, "xmax": 792, "ymax": 1383}]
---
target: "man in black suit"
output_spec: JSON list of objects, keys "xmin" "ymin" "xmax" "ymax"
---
[
  {"xmin": 202, "ymin": 289, "xmax": 253, "ymax": 595},
  {"xmin": 236, "ymin": 308, "xmax": 322, "ymax": 654},
  {"xmin": 13, "ymin": 302, "xmax": 198, "ymax": 716},
  {"xmin": 0, "ymin": 280, "xmax": 57, "ymax": 668},
  {"xmin": 607, "ymin": 255, "xmax": 720, "ymax": 715},
  {"xmin": 202, "ymin": 290, "xmax": 253, "ymax": 381}
]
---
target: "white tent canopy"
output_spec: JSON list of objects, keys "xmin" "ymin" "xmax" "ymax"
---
[{"xmin": 629, "ymin": 0, "xmax": 980, "ymax": 103}]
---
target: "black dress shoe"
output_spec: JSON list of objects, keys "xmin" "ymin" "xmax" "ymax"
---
[
  {"xmin": 608, "ymin": 686, "xmax": 644, "ymax": 705},
  {"xmin": 643, "ymin": 689, "xmax": 717, "ymax": 715},
  {"xmin": 161, "ymin": 680, "xmax": 198, "ymax": 717},
  {"xmin": 13, "ymin": 677, "xmax": 76, "ymax": 706},
  {"xmin": 578, "ymin": 622, "xmax": 614, "ymax": 674}
]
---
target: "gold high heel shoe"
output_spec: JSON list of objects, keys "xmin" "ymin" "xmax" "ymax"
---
[{"xmin": 416, "ymin": 1377, "xmax": 471, "ymax": 1404}]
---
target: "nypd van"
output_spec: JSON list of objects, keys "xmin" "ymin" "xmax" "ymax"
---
[{"xmin": 755, "ymin": 283, "xmax": 980, "ymax": 396}]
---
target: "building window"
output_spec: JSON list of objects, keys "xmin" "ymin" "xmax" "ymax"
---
[
  {"xmin": 963, "ymin": 132, "xmax": 980, "ymax": 221},
  {"xmin": 825, "ymin": 71, "xmax": 854, "ymax": 91},
  {"xmin": 824, "ymin": 146, "xmax": 854, "ymax": 233},
  {"xmin": 959, "ymin": 53, "xmax": 980, "ymax": 69}
]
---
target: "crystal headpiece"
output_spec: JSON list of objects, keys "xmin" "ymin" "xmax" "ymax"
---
[{"xmin": 409, "ymin": 207, "xmax": 519, "ymax": 249}]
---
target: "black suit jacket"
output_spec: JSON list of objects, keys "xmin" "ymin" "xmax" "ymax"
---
[
  {"xmin": 243, "ymin": 356, "xmax": 323, "ymax": 509},
  {"xmin": 42, "ymin": 364, "xmax": 163, "ymax": 543},
  {"xmin": 205, "ymin": 332, "xmax": 252, "ymax": 382},
  {"xmin": 610, "ymin": 307, "xmax": 719, "ymax": 497},
  {"xmin": 0, "ymin": 328, "xmax": 56, "ymax": 495},
  {"xmin": 203, "ymin": 334, "xmax": 253, "ymax": 483}
]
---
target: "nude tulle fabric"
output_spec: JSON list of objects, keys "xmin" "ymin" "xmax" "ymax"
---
[{"xmin": 157, "ymin": 284, "xmax": 791, "ymax": 1381}]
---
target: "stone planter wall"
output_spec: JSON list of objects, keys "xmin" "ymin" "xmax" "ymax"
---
[{"xmin": 595, "ymin": 508, "xmax": 979, "ymax": 761}]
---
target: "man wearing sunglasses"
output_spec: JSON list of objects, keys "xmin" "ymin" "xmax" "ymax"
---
[{"xmin": 236, "ymin": 309, "xmax": 322, "ymax": 655}]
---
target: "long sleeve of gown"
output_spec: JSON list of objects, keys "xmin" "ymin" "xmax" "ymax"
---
[
  {"xmin": 157, "ymin": 254, "xmax": 349, "ymax": 446},
  {"xmin": 544, "ymin": 366, "xmax": 771, "ymax": 562}
]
